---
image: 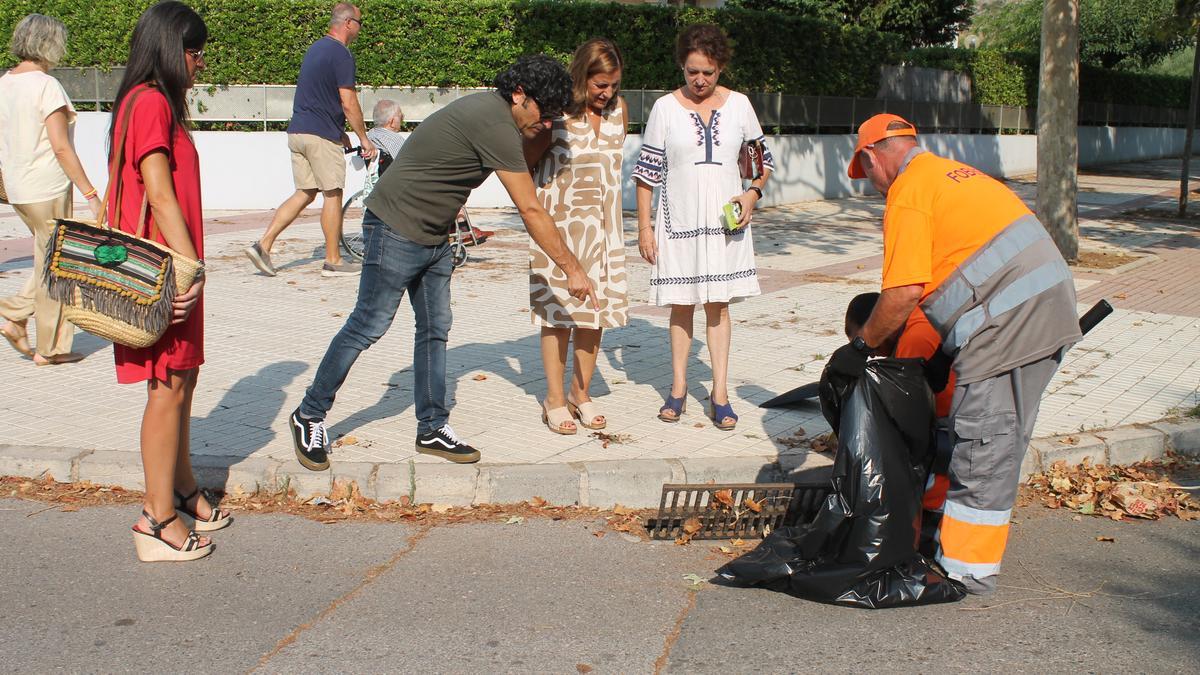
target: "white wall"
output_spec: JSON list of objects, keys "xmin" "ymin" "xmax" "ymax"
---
[{"xmin": 73, "ymin": 112, "xmax": 1196, "ymax": 212}]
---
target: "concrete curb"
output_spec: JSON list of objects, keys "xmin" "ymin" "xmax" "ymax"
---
[{"xmin": 2, "ymin": 419, "xmax": 1198, "ymax": 508}]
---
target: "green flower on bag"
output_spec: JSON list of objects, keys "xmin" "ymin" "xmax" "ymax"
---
[{"xmin": 95, "ymin": 243, "xmax": 128, "ymax": 266}]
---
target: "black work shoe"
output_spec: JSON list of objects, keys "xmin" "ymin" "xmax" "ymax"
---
[
  {"xmin": 290, "ymin": 408, "xmax": 331, "ymax": 471},
  {"xmin": 415, "ymin": 424, "xmax": 480, "ymax": 464}
]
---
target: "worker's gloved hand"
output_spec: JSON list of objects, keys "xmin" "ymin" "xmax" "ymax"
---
[
  {"xmin": 924, "ymin": 348, "xmax": 954, "ymax": 393},
  {"xmin": 828, "ymin": 341, "xmax": 870, "ymax": 379}
]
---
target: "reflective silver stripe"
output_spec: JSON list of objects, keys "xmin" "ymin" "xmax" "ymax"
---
[
  {"xmin": 923, "ymin": 215, "xmax": 1048, "ymax": 329},
  {"xmin": 946, "ymin": 306, "xmax": 985, "ymax": 351},
  {"xmin": 924, "ymin": 276, "xmax": 972, "ymax": 334},
  {"xmin": 941, "ymin": 253, "xmax": 1071, "ymax": 352},
  {"xmin": 960, "ymin": 215, "xmax": 1047, "ymax": 286},
  {"xmin": 937, "ymin": 556, "xmax": 1002, "ymax": 580},
  {"xmin": 944, "ymin": 500, "xmax": 1012, "ymax": 526},
  {"xmin": 987, "ymin": 259, "xmax": 1073, "ymax": 319}
]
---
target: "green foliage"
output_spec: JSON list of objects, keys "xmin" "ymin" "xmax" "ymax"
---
[
  {"xmin": 908, "ymin": 47, "xmax": 1191, "ymax": 108},
  {"xmin": 0, "ymin": 0, "xmax": 901, "ymax": 95},
  {"xmin": 973, "ymin": 0, "xmax": 1189, "ymax": 70},
  {"xmin": 1145, "ymin": 46, "xmax": 1196, "ymax": 77},
  {"xmin": 729, "ymin": 0, "xmax": 973, "ymax": 48}
]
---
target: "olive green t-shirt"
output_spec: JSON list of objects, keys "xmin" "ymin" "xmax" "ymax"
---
[{"xmin": 364, "ymin": 91, "xmax": 526, "ymax": 245}]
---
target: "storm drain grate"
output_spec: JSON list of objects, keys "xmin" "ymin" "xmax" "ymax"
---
[{"xmin": 648, "ymin": 482, "xmax": 831, "ymax": 540}]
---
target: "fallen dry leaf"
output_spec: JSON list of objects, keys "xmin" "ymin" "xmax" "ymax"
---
[
  {"xmin": 743, "ymin": 497, "xmax": 763, "ymax": 513},
  {"xmin": 1095, "ymin": 535, "xmax": 1116, "ymax": 542},
  {"xmin": 472, "ymin": 374, "xmax": 487, "ymax": 381},
  {"xmin": 528, "ymin": 496, "xmax": 548, "ymax": 508},
  {"xmin": 682, "ymin": 517, "xmax": 702, "ymax": 535},
  {"xmin": 712, "ymin": 489, "xmax": 735, "ymax": 509},
  {"xmin": 577, "ymin": 665, "xmax": 593, "ymax": 674}
]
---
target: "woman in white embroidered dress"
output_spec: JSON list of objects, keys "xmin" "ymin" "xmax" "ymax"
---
[{"xmin": 633, "ymin": 24, "xmax": 773, "ymax": 431}]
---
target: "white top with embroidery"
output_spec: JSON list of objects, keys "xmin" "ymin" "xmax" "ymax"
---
[{"xmin": 633, "ymin": 90, "xmax": 774, "ymax": 305}]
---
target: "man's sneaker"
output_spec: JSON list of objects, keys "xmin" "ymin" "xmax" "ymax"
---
[
  {"xmin": 290, "ymin": 408, "xmax": 331, "ymax": 471},
  {"xmin": 321, "ymin": 260, "xmax": 362, "ymax": 277},
  {"xmin": 416, "ymin": 424, "xmax": 480, "ymax": 464},
  {"xmin": 244, "ymin": 242, "xmax": 276, "ymax": 276}
]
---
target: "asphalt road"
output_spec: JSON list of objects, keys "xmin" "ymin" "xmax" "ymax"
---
[{"xmin": 0, "ymin": 500, "xmax": 1196, "ymax": 673}]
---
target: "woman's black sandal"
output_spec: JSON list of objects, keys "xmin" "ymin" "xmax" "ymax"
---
[
  {"xmin": 174, "ymin": 488, "xmax": 232, "ymax": 532},
  {"xmin": 131, "ymin": 508, "xmax": 213, "ymax": 562}
]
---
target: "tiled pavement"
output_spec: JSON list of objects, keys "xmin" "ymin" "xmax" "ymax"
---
[{"xmin": 0, "ymin": 159, "xmax": 1197, "ymax": 475}]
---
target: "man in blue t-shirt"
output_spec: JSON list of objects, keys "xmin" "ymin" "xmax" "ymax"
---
[{"xmin": 244, "ymin": 1, "xmax": 377, "ymax": 279}]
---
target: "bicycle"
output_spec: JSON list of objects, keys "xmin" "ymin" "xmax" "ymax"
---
[{"xmin": 339, "ymin": 146, "xmax": 372, "ymax": 261}]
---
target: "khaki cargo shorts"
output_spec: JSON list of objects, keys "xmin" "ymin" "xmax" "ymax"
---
[{"xmin": 288, "ymin": 133, "xmax": 345, "ymax": 192}]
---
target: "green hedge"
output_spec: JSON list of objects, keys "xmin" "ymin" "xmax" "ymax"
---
[
  {"xmin": 907, "ymin": 47, "xmax": 1190, "ymax": 108},
  {"xmin": 0, "ymin": 0, "xmax": 901, "ymax": 96}
]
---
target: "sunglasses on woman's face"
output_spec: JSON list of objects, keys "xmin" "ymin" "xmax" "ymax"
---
[{"xmin": 185, "ymin": 48, "xmax": 205, "ymax": 60}]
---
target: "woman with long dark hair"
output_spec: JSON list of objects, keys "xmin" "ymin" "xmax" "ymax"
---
[{"xmin": 110, "ymin": 1, "xmax": 229, "ymax": 562}]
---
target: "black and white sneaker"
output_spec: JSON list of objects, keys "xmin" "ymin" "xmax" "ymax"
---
[
  {"xmin": 290, "ymin": 408, "xmax": 331, "ymax": 471},
  {"xmin": 415, "ymin": 424, "xmax": 480, "ymax": 464}
]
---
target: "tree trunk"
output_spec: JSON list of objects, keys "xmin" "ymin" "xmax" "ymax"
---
[
  {"xmin": 1036, "ymin": 0, "xmax": 1081, "ymax": 262},
  {"xmin": 1179, "ymin": 35, "xmax": 1200, "ymax": 218}
]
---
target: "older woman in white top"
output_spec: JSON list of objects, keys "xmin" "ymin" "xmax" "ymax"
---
[{"xmin": 0, "ymin": 14, "xmax": 102, "ymax": 365}]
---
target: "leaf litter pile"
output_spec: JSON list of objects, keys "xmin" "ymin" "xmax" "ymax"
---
[
  {"xmin": 0, "ymin": 475, "xmax": 655, "ymax": 536},
  {"xmin": 1023, "ymin": 453, "xmax": 1199, "ymax": 522}
]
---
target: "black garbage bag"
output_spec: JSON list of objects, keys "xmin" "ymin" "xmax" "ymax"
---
[{"xmin": 717, "ymin": 358, "xmax": 966, "ymax": 608}]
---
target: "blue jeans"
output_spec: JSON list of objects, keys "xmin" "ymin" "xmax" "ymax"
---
[{"xmin": 300, "ymin": 210, "xmax": 453, "ymax": 434}]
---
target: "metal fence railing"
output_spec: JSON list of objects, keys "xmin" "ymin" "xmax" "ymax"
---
[{"xmin": 11, "ymin": 67, "xmax": 1193, "ymax": 132}]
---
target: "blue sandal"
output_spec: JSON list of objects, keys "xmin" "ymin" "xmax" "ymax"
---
[
  {"xmin": 658, "ymin": 394, "xmax": 686, "ymax": 423},
  {"xmin": 710, "ymin": 400, "xmax": 738, "ymax": 431}
]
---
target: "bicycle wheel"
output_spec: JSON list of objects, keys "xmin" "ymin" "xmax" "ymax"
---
[
  {"xmin": 340, "ymin": 189, "xmax": 367, "ymax": 261},
  {"xmin": 450, "ymin": 241, "xmax": 468, "ymax": 268}
]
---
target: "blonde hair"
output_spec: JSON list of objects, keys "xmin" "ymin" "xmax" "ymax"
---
[
  {"xmin": 566, "ymin": 38, "xmax": 623, "ymax": 118},
  {"xmin": 10, "ymin": 14, "xmax": 68, "ymax": 68}
]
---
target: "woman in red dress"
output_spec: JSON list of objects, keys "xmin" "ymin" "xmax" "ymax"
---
[{"xmin": 109, "ymin": 1, "xmax": 230, "ymax": 562}]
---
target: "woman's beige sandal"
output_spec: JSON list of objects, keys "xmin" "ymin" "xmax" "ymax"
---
[
  {"xmin": 174, "ymin": 488, "xmax": 232, "ymax": 532},
  {"xmin": 566, "ymin": 398, "xmax": 606, "ymax": 430},
  {"xmin": 131, "ymin": 509, "xmax": 213, "ymax": 562},
  {"xmin": 542, "ymin": 402, "xmax": 578, "ymax": 435}
]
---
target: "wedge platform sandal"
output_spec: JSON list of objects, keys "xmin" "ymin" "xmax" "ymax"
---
[
  {"xmin": 658, "ymin": 394, "xmax": 686, "ymax": 423},
  {"xmin": 131, "ymin": 509, "xmax": 213, "ymax": 562},
  {"xmin": 710, "ymin": 400, "xmax": 739, "ymax": 431},
  {"xmin": 174, "ymin": 488, "xmax": 233, "ymax": 532},
  {"xmin": 566, "ymin": 398, "xmax": 606, "ymax": 430}
]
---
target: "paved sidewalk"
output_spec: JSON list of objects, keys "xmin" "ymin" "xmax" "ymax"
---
[{"xmin": 1, "ymin": 159, "xmax": 1197, "ymax": 504}]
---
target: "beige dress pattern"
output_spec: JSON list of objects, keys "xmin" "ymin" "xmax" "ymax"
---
[{"xmin": 530, "ymin": 106, "xmax": 628, "ymax": 329}]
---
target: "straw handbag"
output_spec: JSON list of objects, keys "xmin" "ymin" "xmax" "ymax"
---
[{"xmin": 43, "ymin": 87, "xmax": 202, "ymax": 349}]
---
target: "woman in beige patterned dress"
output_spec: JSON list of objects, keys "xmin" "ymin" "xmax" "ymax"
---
[{"xmin": 528, "ymin": 38, "xmax": 629, "ymax": 434}]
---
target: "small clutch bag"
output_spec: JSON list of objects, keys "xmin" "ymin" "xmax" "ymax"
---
[{"xmin": 738, "ymin": 139, "xmax": 765, "ymax": 181}]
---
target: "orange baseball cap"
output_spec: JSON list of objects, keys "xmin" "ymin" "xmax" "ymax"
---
[{"xmin": 847, "ymin": 113, "xmax": 918, "ymax": 179}]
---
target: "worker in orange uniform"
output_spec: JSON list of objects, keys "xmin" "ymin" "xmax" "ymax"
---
[{"xmin": 830, "ymin": 114, "xmax": 1082, "ymax": 595}]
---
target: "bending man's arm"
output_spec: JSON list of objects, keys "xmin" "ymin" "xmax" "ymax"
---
[
  {"xmin": 860, "ymin": 284, "xmax": 923, "ymax": 349},
  {"xmin": 495, "ymin": 168, "xmax": 598, "ymax": 310}
]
